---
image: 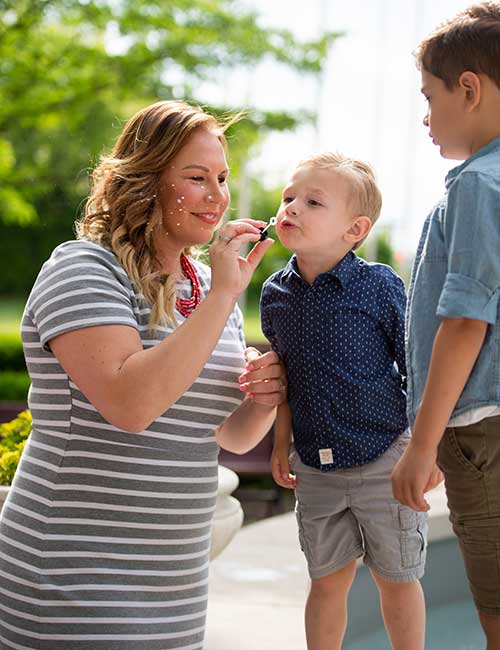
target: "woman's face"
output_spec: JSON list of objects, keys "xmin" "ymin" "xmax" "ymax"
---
[{"xmin": 158, "ymin": 128, "xmax": 230, "ymax": 247}]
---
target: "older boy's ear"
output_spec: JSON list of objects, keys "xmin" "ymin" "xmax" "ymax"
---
[
  {"xmin": 459, "ymin": 71, "xmax": 481, "ymax": 111},
  {"xmin": 346, "ymin": 216, "xmax": 372, "ymax": 245}
]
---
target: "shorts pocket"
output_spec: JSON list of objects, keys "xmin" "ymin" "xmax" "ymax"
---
[
  {"xmin": 295, "ymin": 504, "xmax": 312, "ymax": 558},
  {"xmin": 448, "ymin": 427, "xmax": 486, "ymax": 478},
  {"xmin": 455, "ymin": 516, "xmax": 500, "ymax": 612},
  {"xmin": 393, "ymin": 504, "xmax": 427, "ymax": 569}
]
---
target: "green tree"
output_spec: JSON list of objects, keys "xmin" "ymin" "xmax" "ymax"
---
[{"xmin": 0, "ymin": 1, "xmax": 340, "ymax": 297}]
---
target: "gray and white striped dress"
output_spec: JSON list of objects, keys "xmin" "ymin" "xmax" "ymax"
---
[{"xmin": 0, "ymin": 240, "xmax": 246, "ymax": 650}]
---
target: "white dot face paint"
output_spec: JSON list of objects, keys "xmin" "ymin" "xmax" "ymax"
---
[{"xmin": 176, "ymin": 199, "xmax": 182, "ymax": 203}]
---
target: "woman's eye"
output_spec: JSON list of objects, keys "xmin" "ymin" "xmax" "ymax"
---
[
  {"xmin": 218, "ymin": 177, "xmax": 227, "ymax": 184},
  {"xmin": 190, "ymin": 176, "xmax": 205, "ymax": 182}
]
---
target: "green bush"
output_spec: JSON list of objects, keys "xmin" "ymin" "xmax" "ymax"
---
[
  {"xmin": 0, "ymin": 371, "xmax": 30, "ymax": 401},
  {"xmin": 0, "ymin": 333, "xmax": 25, "ymax": 372},
  {"xmin": 0, "ymin": 410, "xmax": 31, "ymax": 485}
]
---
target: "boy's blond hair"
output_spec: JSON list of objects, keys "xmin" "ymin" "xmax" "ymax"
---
[
  {"xmin": 297, "ymin": 152, "xmax": 382, "ymax": 249},
  {"xmin": 416, "ymin": 2, "xmax": 500, "ymax": 90}
]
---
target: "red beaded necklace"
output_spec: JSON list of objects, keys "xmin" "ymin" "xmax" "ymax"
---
[{"xmin": 176, "ymin": 255, "xmax": 201, "ymax": 318}]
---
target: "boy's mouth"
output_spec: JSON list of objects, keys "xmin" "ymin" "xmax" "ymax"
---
[{"xmin": 280, "ymin": 218, "xmax": 298, "ymax": 229}]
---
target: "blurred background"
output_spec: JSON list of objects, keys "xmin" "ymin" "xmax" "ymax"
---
[{"xmin": 0, "ymin": 0, "xmax": 474, "ymax": 444}]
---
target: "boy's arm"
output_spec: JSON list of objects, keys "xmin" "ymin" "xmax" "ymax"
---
[
  {"xmin": 392, "ymin": 316, "xmax": 487, "ymax": 511},
  {"xmin": 271, "ymin": 401, "xmax": 296, "ymax": 489}
]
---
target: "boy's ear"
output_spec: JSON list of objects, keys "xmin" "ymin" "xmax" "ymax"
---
[
  {"xmin": 459, "ymin": 71, "xmax": 481, "ymax": 111},
  {"xmin": 345, "ymin": 216, "xmax": 372, "ymax": 245}
]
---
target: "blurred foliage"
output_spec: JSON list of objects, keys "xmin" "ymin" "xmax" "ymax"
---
[
  {"xmin": 0, "ymin": 371, "xmax": 30, "ymax": 401},
  {"xmin": 0, "ymin": 410, "xmax": 30, "ymax": 485},
  {"xmin": 0, "ymin": 0, "xmax": 340, "ymax": 296},
  {"xmin": 357, "ymin": 227, "xmax": 396, "ymax": 269},
  {"xmin": 0, "ymin": 333, "xmax": 25, "ymax": 371}
]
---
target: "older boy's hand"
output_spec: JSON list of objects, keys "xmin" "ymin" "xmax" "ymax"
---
[{"xmin": 391, "ymin": 442, "xmax": 438, "ymax": 512}]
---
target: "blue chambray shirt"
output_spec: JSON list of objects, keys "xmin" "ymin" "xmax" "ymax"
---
[
  {"xmin": 260, "ymin": 251, "xmax": 408, "ymax": 471},
  {"xmin": 407, "ymin": 137, "xmax": 500, "ymax": 426}
]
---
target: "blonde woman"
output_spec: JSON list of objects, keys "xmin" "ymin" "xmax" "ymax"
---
[{"xmin": 0, "ymin": 100, "xmax": 286, "ymax": 649}]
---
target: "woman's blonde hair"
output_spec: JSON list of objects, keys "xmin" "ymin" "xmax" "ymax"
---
[
  {"xmin": 77, "ymin": 100, "xmax": 237, "ymax": 331},
  {"xmin": 297, "ymin": 152, "xmax": 382, "ymax": 250}
]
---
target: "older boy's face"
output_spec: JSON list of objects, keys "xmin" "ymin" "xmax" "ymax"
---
[
  {"xmin": 421, "ymin": 70, "xmax": 470, "ymax": 160},
  {"xmin": 275, "ymin": 166, "xmax": 355, "ymax": 255}
]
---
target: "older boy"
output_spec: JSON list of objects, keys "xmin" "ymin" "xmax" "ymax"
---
[
  {"xmin": 257, "ymin": 153, "xmax": 427, "ymax": 650},
  {"xmin": 391, "ymin": 3, "xmax": 500, "ymax": 646}
]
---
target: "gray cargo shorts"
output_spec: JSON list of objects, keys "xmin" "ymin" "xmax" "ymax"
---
[{"xmin": 290, "ymin": 433, "xmax": 428, "ymax": 582}]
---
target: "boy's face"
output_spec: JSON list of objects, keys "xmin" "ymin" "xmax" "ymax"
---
[
  {"xmin": 421, "ymin": 69, "xmax": 470, "ymax": 160},
  {"xmin": 276, "ymin": 166, "xmax": 357, "ymax": 256}
]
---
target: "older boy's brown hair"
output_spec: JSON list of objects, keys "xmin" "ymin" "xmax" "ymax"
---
[{"xmin": 416, "ymin": 2, "xmax": 500, "ymax": 90}]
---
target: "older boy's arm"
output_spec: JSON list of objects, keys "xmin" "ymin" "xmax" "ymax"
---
[{"xmin": 392, "ymin": 317, "xmax": 487, "ymax": 511}]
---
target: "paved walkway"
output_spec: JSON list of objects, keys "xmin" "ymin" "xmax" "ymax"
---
[{"xmin": 205, "ymin": 484, "xmax": 450, "ymax": 650}]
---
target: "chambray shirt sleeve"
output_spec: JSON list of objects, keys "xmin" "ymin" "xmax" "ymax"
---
[
  {"xmin": 380, "ymin": 273, "xmax": 407, "ymax": 382},
  {"xmin": 438, "ymin": 171, "xmax": 500, "ymax": 324},
  {"xmin": 259, "ymin": 280, "xmax": 280, "ymax": 352}
]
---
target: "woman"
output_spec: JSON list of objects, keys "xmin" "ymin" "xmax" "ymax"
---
[{"xmin": 0, "ymin": 100, "xmax": 286, "ymax": 649}]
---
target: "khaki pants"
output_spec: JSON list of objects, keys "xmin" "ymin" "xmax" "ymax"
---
[{"xmin": 438, "ymin": 415, "xmax": 500, "ymax": 615}]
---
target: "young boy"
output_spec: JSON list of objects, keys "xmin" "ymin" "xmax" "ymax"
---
[
  {"xmin": 391, "ymin": 2, "xmax": 500, "ymax": 646},
  {"xmin": 259, "ymin": 152, "xmax": 427, "ymax": 650}
]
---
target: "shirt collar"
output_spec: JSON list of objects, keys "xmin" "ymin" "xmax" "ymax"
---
[
  {"xmin": 445, "ymin": 137, "xmax": 500, "ymax": 189},
  {"xmin": 282, "ymin": 251, "xmax": 359, "ymax": 288}
]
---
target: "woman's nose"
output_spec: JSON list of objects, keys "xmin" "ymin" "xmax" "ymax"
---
[{"xmin": 207, "ymin": 184, "xmax": 224, "ymax": 202}]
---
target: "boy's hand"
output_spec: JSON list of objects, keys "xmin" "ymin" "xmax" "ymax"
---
[
  {"xmin": 391, "ymin": 442, "xmax": 438, "ymax": 512},
  {"xmin": 271, "ymin": 445, "xmax": 296, "ymax": 489}
]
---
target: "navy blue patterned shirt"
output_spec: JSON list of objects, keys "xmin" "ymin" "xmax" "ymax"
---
[{"xmin": 260, "ymin": 251, "xmax": 408, "ymax": 471}]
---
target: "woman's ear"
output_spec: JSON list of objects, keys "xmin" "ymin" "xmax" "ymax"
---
[
  {"xmin": 345, "ymin": 215, "xmax": 372, "ymax": 246},
  {"xmin": 459, "ymin": 71, "xmax": 481, "ymax": 111}
]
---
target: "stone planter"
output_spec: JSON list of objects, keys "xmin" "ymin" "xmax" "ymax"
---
[
  {"xmin": 0, "ymin": 466, "xmax": 243, "ymax": 561},
  {"xmin": 211, "ymin": 465, "xmax": 244, "ymax": 560}
]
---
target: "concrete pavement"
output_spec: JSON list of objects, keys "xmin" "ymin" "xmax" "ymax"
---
[{"xmin": 206, "ymin": 484, "xmax": 451, "ymax": 649}]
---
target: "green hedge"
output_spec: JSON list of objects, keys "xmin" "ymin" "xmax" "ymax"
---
[
  {"xmin": 0, "ymin": 334, "xmax": 25, "ymax": 372},
  {"xmin": 0, "ymin": 371, "xmax": 30, "ymax": 401}
]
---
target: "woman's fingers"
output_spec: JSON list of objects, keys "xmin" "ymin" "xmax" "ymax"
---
[{"xmin": 215, "ymin": 219, "xmax": 265, "ymax": 245}]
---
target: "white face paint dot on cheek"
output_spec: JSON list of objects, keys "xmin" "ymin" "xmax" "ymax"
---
[{"xmin": 176, "ymin": 199, "xmax": 182, "ymax": 203}]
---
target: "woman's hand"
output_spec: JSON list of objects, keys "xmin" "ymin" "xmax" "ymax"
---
[
  {"xmin": 238, "ymin": 347, "xmax": 287, "ymax": 407},
  {"xmin": 209, "ymin": 219, "xmax": 274, "ymax": 300}
]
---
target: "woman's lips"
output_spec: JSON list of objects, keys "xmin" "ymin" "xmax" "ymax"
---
[{"xmin": 192, "ymin": 212, "xmax": 219, "ymax": 225}]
